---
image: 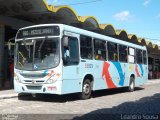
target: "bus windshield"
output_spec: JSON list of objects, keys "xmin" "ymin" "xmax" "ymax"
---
[{"xmin": 15, "ymin": 37, "xmax": 60, "ymax": 71}]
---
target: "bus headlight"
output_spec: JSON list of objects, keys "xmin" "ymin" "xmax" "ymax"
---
[
  {"xmin": 14, "ymin": 73, "xmax": 21, "ymax": 83},
  {"xmin": 46, "ymin": 75, "xmax": 57, "ymax": 84}
]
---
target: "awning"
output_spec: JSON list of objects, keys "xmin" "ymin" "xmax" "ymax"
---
[
  {"xmin": 0, "ymin": 0, "xmax": 48, "ymax": 16},
  {"xmin": 0, "ymin": 0, "xmax": 159, "ymax": 50}
]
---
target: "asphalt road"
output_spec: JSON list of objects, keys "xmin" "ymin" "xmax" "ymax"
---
[{"xmin": 0, "ymin": 84, "xmax": 160, "ymax": 120}]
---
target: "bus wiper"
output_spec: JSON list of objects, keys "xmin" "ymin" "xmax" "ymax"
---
[
  {"xmin": 38, "ymin": 38, "xmax": 45, "ymax": 52},
  {"xmin": 23, "ymin": 39, "xmax": 29, "ymax": 52},
  {"xmin": 23, "ymin": 38, "xmax": 32, "ymax": 58},
  {"xmin": 38, "ymin": 38, "xmax": 45, "ymax": 58}
]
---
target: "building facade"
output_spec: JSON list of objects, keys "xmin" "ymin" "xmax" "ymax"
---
[{"xmin": 0, "ymin": 0, "xmax": 160, "ymax": 90}]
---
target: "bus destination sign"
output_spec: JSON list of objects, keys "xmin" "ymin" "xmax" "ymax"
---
[{"xmin": 16, "ymin": 26, "xmax": 60, "ymax": 39}]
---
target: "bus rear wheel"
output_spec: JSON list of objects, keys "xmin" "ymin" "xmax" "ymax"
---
[
  {"xmin": 128, "ymin": 77, "xmax": 135, "ymax": 92},
  {"xmin": 79, "ymin": 79, "xmax": 92, "ymax": 100}
]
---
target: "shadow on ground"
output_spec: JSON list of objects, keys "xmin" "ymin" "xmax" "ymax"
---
[
  {"xmin": 73, "ymin": 93, "xmax": 160, "ymax": 120},
  {"xmin": 18, "ymin": 87, "xmax": 144, "ymax": 103}
]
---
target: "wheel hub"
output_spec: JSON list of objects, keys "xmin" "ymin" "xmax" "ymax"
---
[
  {"xmin": 130, "ymin": 81, "xmax": 134, "ymax": 89},
  {"xmin": 83, "ymin": 84, "xmax": 90, "ymax": 95}
]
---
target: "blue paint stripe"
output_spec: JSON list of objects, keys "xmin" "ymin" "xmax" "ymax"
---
[
  {"xmin": 139, "ymin": 64, "xmax": 144, "ymax": 77},
  {"xmin": 112, "ymin": 62, "xmax": 124, "ymax": 86},
  {"xmin": 43, "ymin": 70, "xmax": 48, "ymax": 76}
]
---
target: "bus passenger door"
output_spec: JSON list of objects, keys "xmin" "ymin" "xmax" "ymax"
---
[
  {"xmin": 61, "ymin": 32, "xmax": 80, "ymax": 93},
  {"xmin": 117, "ymin": 45, "xmax": 128, "ymax": 87}
]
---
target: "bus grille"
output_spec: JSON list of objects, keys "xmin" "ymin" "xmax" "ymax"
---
[
  {"xmin": 24, "ymin": 80, "xmax": 44, "ymax": 84},
  {"xmin": 26, "ymin": 85, "xmax": 42, "ymax": 90},
  {"xmin": 20, "ymin": 73, "xmax": 48, "ymax": 78}
]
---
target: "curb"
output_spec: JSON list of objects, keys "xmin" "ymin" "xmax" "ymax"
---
[
  {"xmin": 144, "ymin": 80, "xmax": 160, "ymax": 85},
  {"xmin": 0, "ymin": 93, "xmax": 18, "ymax": 100},
  {"xmin": 0, "ymin": 93, "xmax": 30, "ymax": 100}
]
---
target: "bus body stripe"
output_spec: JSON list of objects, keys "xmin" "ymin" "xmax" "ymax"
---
[
  {"xmin": 102, "ymin": 62, "xmax": 116, "ymax": 88},
  {"xmin": 135, "ymin": 64, "xmax": 141, "ymax": 77},
  {"xmin": 43, "ymin": 70, "xmax": 48, "ymax": 76},
  {"xmin": 112, "ymin": 62, "xmax": 125, "ymax": 86},
  {"xmin": 139, "ymin": 64, "xmax": 144, "ymax": 77}
]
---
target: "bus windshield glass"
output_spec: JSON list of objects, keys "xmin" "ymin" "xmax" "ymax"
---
[{"xmin": 15, "ymin": 37, "xmax": 60, "ymax": 71}]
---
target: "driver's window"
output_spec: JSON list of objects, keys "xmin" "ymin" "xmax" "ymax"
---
[{"xmin": 63, "ymin": 36, "xmax": 79, "ymax": 66}]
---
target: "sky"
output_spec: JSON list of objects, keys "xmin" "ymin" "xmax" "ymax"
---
[{"xmin": 46, "ymin": 0, "xmax": 160, "ymax": 45}]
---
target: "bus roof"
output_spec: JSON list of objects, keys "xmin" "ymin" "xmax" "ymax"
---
[{"xmin": 16, "ymin": 24, "xmax": 146, "ymax": 50}]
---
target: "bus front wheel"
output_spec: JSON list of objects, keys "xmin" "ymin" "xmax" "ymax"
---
[
  {"xmin": 79, "ymin": 79, "xmax": 92, "ymax": 100},
  {"xmin": 128, "ymin": 77, "xmax": 135, "ymax": 92}
]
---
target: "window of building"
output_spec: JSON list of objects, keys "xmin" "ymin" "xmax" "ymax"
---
[
  {"xmin": 94, "ymin": 39, "xmax": 106, "ymax": 60},
  {"xmin": 119, "ymin": 45, "xmax": 128, "ymax": 62},
  {"xmin": 108, "ymin": 42, "xmax": 118, "ymax": 61},
  {"xmin": 143, "ymin": 50, "xmax": 147, "ymax": 64},
  {"xmin": 128, "ymin": 47, "xmax": 135, "ymax": 63},
  {"xmin": 136, "ymin": 49, "xmax": 143, "ymax": 64},
  {"xmin": 80, "ymin": 35, "xmax": 93, "ymax": 59}
]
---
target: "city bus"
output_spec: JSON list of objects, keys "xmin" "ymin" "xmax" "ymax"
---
[{"xmin": 14, "ymin": 24, "xmax": 148, "ymax": 99}]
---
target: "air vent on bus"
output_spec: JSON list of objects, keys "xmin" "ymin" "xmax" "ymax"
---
[
  {"xmin": 20, "ymin": 73, "xmax": 48, "ymax": 78},
  {"xmin": 26, "ymin": 85, "xmax": 42, "ymax": 90}
]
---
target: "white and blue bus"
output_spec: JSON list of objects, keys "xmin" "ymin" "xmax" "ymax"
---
[{"xmin": 14, "ymin": 24, "xmax": 148, "ymax": 99}]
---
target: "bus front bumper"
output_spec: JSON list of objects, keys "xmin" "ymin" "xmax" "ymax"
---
[{"xmin": 14, "ymin": 81, "xmax": 62, "ymax": 95}]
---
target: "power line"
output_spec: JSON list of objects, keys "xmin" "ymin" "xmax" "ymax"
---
[
  {"xmin": 54, "ymin": 0, "xmax": 103, "ymax": 6},
  {"xmin": 142, "ymin": 37, "xmax": 160, "ymax": 41},
  {"xmin": 138, "ymin": 37, "xmax": 160, "ymax": 41}
]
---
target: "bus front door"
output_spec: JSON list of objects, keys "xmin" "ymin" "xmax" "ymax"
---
[{"xmin": 62, "ymin": 32, "xmax": 80, "ymax": 93}]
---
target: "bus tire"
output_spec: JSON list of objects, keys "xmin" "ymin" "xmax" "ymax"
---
[
  {"xmin": 79, "ymin": 79, "xmax": 92, "ymax": 100},
  {"xmin": 128, "ymin": 77, "xmax": 135, "ymax": 92}
]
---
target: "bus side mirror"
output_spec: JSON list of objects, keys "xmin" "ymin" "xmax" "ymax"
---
[
  {"xmin": 62, "ymin": 36, "xmax": 69, "ymax": 47},
  {"xmin": 62, "ymin": 36, "xmax": 70, "ymax": 65}
]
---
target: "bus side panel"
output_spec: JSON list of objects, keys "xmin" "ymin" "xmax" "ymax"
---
[
  {"xmin": 61, "ymin": 62, "xmax": 148, "ymax": 94},
  {"xmin": 134, "ymin": 64, "xmax": 148, "ymax": 86},
  {"xmin": 127, "ymin": 64, "xmax": 148, "ymax": 86},
  {"xmin": 61, "ymin": 65, "xmax": 82, "ymax": 94},
  {"xmin": 123, "ymin": 63, "xmax": 130, "ymax": 86},
  {"xmin": 91, "ymin": 61, "xmax": 107, "ymax": 91},
  {"xmin": 93, "ymin": 61, "xmax": 129, "ymax": 91},
  {"xmin": 127, "ymin": 64, "xmax": 138, "ymax": 86},
  {"xmin": 111, "ymin": 62, "xmax": 128, "ymax": 87},
  {"xmin": 143, "ymin": 64, "xmax": 148, "ymax": 83}
]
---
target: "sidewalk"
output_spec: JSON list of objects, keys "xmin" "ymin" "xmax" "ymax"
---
[
  {"xmin": 0, "ymin": 89, "xmax": 18, "ymax": 99},
  {"xmin": 144, "ymin": 79, "xmax": 160, "ymax": 85},
  {"xmin": 0, "ymin": 79, "xmax": 160, "ymax": 100}
]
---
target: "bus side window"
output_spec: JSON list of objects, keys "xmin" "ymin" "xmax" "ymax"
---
[
  {"xmin": 80, "ymin": 35, "xmax": 93, "ymax": 59},
  {"xmin": 143, "ymin": 50, "xmax": 147, "ymax": 64},
  {"xmin": 119, "ymin": 45, "xmax": 128, "ymax": 62},
  {"xmin": 128, "ymin": 47, "xmax": 135, "ymax": 63},
  {"xmin": 94, "ymin": 39, "xmax": 106, "ymax": 61},
  {"xmin": 136, "ymin": 49, "xmax": 143, "ymax": 64},
  {"xmin": 62, "ymin": 36, "xmax": 79, "ymax": 65},
  {"xmin": 108, "ymin": 42, "xmax": 118, "ymax": 61}
]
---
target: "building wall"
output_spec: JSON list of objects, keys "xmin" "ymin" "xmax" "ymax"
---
[{"xmin": 0, "ymin": 24, "xmax": 5, "ymax": 89}]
